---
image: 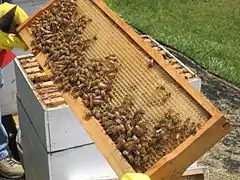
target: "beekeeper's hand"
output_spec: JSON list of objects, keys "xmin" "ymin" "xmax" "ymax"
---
[
  {"xmin": 121, "ymin": 173, "xmax": 151, "ymax": 180},
  {"xmin": 0, "ymin": 2, "xmax": 29, "ymax": 50}
]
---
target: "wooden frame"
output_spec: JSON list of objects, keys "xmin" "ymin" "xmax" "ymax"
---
[{"xmin": 17, "ymin": 0, "xmax": 230, "ymax": 179}]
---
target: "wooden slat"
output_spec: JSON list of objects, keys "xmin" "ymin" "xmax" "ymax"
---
[
  {"xmin": 28, "ymin": 73, "xmax": 49, "ymax": 81},
  {"xmin": 43, "ymin": 97, "xmax": 65, "ymax": 106},
  {"xmin": 17, "ymin": 54, "xmax": 35, "ymax": 60},
  {"xmin": 34, "ymin": 81, "xmax": 54, "ymax": 89},
  {"xmin": 25, "ymin": 67, "xmax": 41, "ymax": 74},
  {"xmin": 22, "ymin": 62, "xmax": 39, "ymax": 68},
  {"xmin": 37, "ymin": 86, "xmax": 58, "ymax": 94},
  {"xmin": 19, "ymin": 57, "xmax": 37, "ymax": 63},
  {"xmin": 41, "ymin": 92, "xmax": 62, "ymax": 100}
]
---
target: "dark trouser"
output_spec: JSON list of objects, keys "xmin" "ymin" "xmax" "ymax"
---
[{"xmin": 1, "ymin": 0, "xmax": 13, "ymax": 4}]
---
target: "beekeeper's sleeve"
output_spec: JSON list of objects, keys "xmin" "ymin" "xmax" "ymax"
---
[
  {"xmin": 0, "ymin": 2, "xmax": 29, "ymax": 50},
  {"xmin": 121, "ymin": 173, "xmax": 151, "ymax": 180},
  {"xmin": 0, "ymin": 31, "xmax": 28, "ymax": 50}
]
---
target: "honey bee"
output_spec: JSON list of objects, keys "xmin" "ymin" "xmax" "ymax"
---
[
  {"xmin": 142, "ymin": 155, "xmax": 151, "ymax": 163},
  {"xmin": 162, "ymin": 92, "xmax": 171, "ymax": 104},
  {"xmin": 147, "ymin": 59, "xmax": 154, "ymax": 68},
  {"xmin": 67, "ymin": 67, "xmax": 76, "ymax": 74},
  {"xmin": 189, "ymin": 122, "xmax": 198, "ymax": 134},
  {"xmin": 124, "ymin": 141, "xmax": 135, "ymax": 152},
  {"xmin": 69, "ymin": 76, "xmax": 78, "ymax": 84},
  {"xmin": 125, "ymin": 122, "xmax": 132, "ymax": 132},
  {"xmin": 134, "ymin": 156, "xmax": 141, "ymax": 167},
  {"xmin": 139, "ymin": 147, "xmax": 147, "ymax": 155},
  {"xmin": 53, "ymin": 76, "xmax": 62, "ymax": 83},
  {"xmin": 103, "ymin": 121, "xmax": 115, "ymax": 130},
  {"xmin": 147, "ymin": 147, "xmax": 155, "ymax": 154},
  {"xmin": 122, "ymin": 150, "xmax": 129, "ymax": 156},
  {"xmin": 141, "ymin": 142, "xmax": 149, "ymax": 149},
  {"xmin": 126, "ymin": 154, "xmax": 135, "ymax": 165},
  {"xmin": 83, "ymin": 99, "xmax": 90, "ymax": 107},
  {"xmin": 89, "ymin": 95, "xmax": 94, "ymax": 109},
  {"xmin": 63, "ymin": 84, "xmax": 71, "ymax": 92},
  {"xmin": 70, "ymin": 86, "xmax": 78, "ymax": 94},
  {"xmin": 119, "ymin": 124, "xmax": 127, "ymax": 132},
  {"xmin": 184, "ymin": 117, "xmax": 191, "ymax": 125},
  {"xmin": 116, "ymin": 138, "xmax": 126, "ymax": 150},
  {"xmin": 85, "ymin": 111, "xmax": 93, "ymax": 119},
  {"xmin": 72, "ymin": 92, "xmax": 80, "ymax": 99},
  {"xmin": 164, "ymin": 109, "xmax": 174, "ymax": 119},
  {"xmin": 61, "ymin": 76, "xmax": 68, "ymax": 84},
  {"xmin": 132, "ymin": 135, "xmax": 140, "ymax": 143},
  {"xmin": 132, "ymin": 125, "xmax": 146, "ymax": 137}
]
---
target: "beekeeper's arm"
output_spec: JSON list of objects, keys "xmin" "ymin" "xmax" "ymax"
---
[
  {"xmin": 121, "ymin": 173, "xmax": 151, "ymax": 180},
  {"xmin": 0, "ymin": 2, "xmax": 29, "ymax": 50}
]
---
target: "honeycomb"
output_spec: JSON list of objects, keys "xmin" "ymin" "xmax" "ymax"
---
[{"xmin": 75, "ymin": 0, "xmax": 209, "ymax": 122}]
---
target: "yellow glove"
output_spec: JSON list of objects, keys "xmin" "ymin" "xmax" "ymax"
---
[
  {"xmin": 0, "ymin": 2, "xmax": 29, "ymax": 51},
  {"xmin": 121, "ymin": 173, "xmax": 151, "ymax": 180}
]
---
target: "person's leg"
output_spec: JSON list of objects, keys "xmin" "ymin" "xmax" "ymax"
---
[
  {"xmin": 0, "ymin": 108, "xmax": 24, "ymax": 178},
  {"xmin": 0, "ymin": 68, "xmax": 3, "ymax": 88},
  {"xmin": 0, "ymin": 111, "xmax": 9, "ymax": 160}
]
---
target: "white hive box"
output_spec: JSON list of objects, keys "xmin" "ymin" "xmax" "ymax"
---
[
  {"xmin": 17, "ymin": 98, "xmax": 117, "ymax": 180},
  {"xmin": 15, "ymin": 55, "xmax": 117, "ymax": 180}
]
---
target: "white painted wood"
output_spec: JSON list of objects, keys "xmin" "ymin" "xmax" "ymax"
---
[
  {"xmin": 18, "ymin": 98, "xmax": 117, "ymax": 180},
  {"xmin": 50, "ymin": 145, "xmax": 117, "ymax": 180},
  {"xmin": 47, "ymin": 107, "xmax": 93, "ymax": 151},
  {"xmin": 15, "ymin": 60, "xmax": 49, "ymax": 150},
  {"xmin": 17, "ymin": 98, "xmax": 50, "ymax": 180}
]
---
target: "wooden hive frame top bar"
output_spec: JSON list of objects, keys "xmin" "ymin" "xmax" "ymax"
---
[
  {"xmin": 15, "ymin": 55, "xmax": 66, "ymax": 108},
  {"xmin": 17, "ymin": 0, "xmax": 230, "ymax": 179}
]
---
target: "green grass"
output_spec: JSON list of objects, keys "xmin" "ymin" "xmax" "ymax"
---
[{"xmin": 105, "ymin": 0, "xmax": 240, "ymax": 85}]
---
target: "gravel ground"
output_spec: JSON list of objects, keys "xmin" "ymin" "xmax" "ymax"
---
[{"xmin": 169, "ymin": 47, "xmax": 240, "ymax": 180}]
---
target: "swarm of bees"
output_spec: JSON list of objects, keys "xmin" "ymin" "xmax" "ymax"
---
[
  {"xmin": 30, "ymin": 0, "xmax": 119, "ymax": 112},
  {"xmin": 29, "ymin": 0, "xmax": 201, "ymax": 173}
]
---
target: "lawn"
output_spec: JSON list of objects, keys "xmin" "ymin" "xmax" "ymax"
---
[{"xmin": 105, "ymin": 0, "xmax": 240, "ymax": 85}]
